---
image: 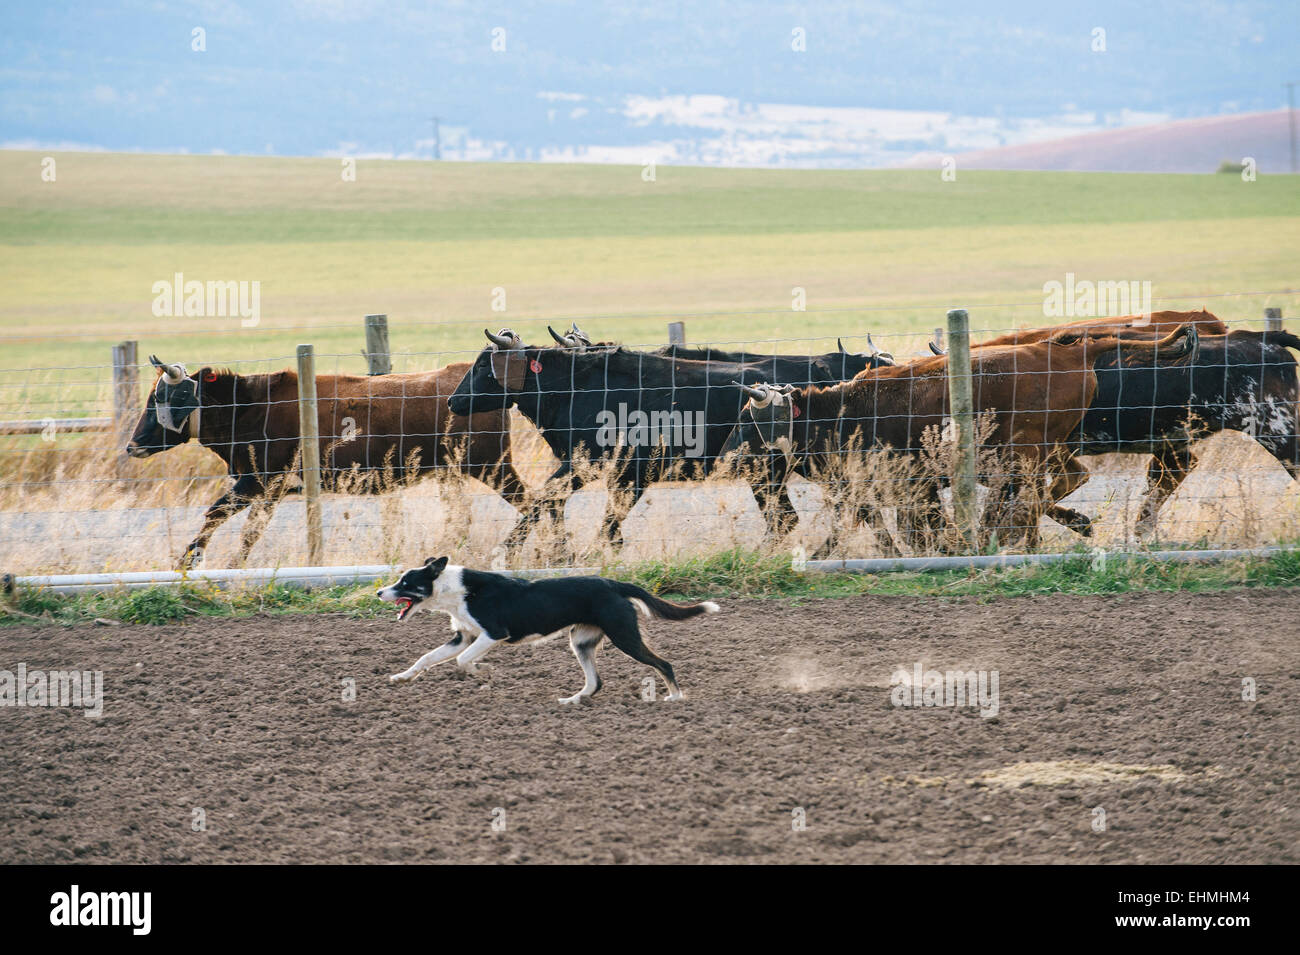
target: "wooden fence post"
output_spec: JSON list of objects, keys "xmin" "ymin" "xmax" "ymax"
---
[
  {"xmin": 296, "ymin": 344, "xmax": 324, "ymax": 565},
  {"xmin": 110, "ymin": 340, "xmax": 139, "ymax": 439},
  {"xmin": 667, "ymin": 322, "xmax": 686, "ymax": 345},
  {"xmin": 1265, "ymin": 307, "xmax": 1283, "ymax": 332},
  {"xmin": 110, "ymin": 341, "xmax": 139, "ymax": 475},
  {"xmin": 363, "ymin": 314, "xmax": 392, "ymax": 375},
  {"xmin": 945, "ymin": 309, "xmax": 979, "ymax": 552}
]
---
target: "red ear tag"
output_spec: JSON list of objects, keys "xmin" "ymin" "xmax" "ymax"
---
[
  {"xmin": 529, "ymin": 359, "xmax": 543, "ymax": 373},
  {"xmin": 204, "ymin": 371, "xmax": 218, "ymax": 383},
  {"xmin": 792, "ymin": 403, "xmax": 801, "ymax": 417}
]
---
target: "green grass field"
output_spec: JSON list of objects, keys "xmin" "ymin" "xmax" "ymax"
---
[{"xmin": 1, "ymin": 149, "xmax": 1298, "ymax": 416}]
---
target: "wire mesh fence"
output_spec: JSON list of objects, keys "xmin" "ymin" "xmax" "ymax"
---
[{"xmin": 1, "ymin": 295, "xmax": 1298, "ymax": 577}]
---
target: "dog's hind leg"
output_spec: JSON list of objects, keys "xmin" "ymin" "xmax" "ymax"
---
[
  {"xmin": 558, "ymin": 625, "xmax": 605, "ymax": 705},
  {"xmin": 601, "ymin": 614, "xmax": 681, "ymax": 701},
  {"xmin": 390, "ymin": 633, "xmax": 466, "ymax": 683}
]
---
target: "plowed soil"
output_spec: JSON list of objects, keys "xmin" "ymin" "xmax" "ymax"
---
[{"xmin": 1, "ymin": 589, "xmax": 1295, "ymax": 864}]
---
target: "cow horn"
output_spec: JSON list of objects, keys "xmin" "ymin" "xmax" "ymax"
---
[
  {"xmin": 484, "ymin": 328, "xmax": 521, "ymax": 350},
  {"xmin": 734, "ymin": 380, "xmax": 771, "ymax": 401},
  {"xmin": 865, "ymin": 333, "xmax": 881, "ymax": 357},
  {"xmin": 150, "ymin": 355, "xmax": 186, "ymax": 384},
  {"xmin": 547, "ymin": 325, "xmax": 568, "ymax": 346},
  {"xmin": 838, "ymin": 338, "xmax": 848, "ymax": 354},
  {"xmin": 569, "ymin": 322, "xmax": 592, "ymax": 345},
  {"xmin": 929, "ymin": 341, "xmax": 945, "ymax": 356}
]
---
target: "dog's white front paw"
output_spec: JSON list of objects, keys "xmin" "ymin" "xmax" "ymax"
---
[
  {"xmin": 558, "ymin": 693, "xmax": 586, "ymax": 705},
  {"xmin": 390, "ymin": 671, "xmax": 415, "ymax": 683},
  {"xmin": 663, "ymin": 691, "xmax": 683, "ymax": 702}
]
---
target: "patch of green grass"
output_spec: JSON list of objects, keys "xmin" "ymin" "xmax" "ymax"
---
[
  {"xmin": 5, "ymin": 547, "xmax": 1297, "ymax": 626},
  {"xmin": 1, "ymin": 581, "xmax": 393, "ymax": 627},
  {"xmin": 2, "ymin": 150, "xmax": 1298, "ymax": 416}
]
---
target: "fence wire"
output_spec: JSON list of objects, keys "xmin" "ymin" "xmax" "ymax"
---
[{"xmin": 1, "ymin": 298, "xmax": 1298, "ymax": 576}]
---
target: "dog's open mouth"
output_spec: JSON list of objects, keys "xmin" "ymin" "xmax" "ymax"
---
[{"xmin": 395, "ymin": 597, "xmax": 414, "ymax": 621}]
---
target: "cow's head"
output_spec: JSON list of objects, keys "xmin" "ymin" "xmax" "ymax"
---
[
  {"xmin": 721, "ymin": 381, "xmax": 802, "ymax": 461},
  {"xmin": 125, "ymin": 356, "xmax": 203, "ymax": 458},
  {"xmin": 448, "ymin": 328, "xmax": 543, "ymax": 417},
  {"xmin": 831, "ymin": 334, "xmax": 894, "ymax": 378},
  {"xmin": 547, "ymin": 323, "xmax": 594, "ymax": 351}
]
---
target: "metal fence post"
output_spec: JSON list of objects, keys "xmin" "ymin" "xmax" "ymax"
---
[
  {"xmin": 1265, "ymin": 307, "xmax": 1283, "ymax": 332},
  {"xmin": 363, "ymin": 314, "xmax": 392, "ymax": 375},
  {"xmin": 667, "ymin": 321, "xmax": 686, "ymax": 345},
  {"xmin": 945, "ymin": 309, "xmax": 979, "ymax": 552},
  {"xmin": 296, "ymin": 344, "xmax": 324, "ymax": 565}
]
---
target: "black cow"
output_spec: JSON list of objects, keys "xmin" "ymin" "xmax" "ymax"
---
[
  {"xmin": 656, "ymin": 336, "xmax": 893, "ymax": 384},
  {"xmin": 547, "ymin": 324, "xmax": 894, "ymax": 384},
  {"xmin": 1069, "ymin": 328, "xmax": 1300, "ymax": 532},
  {"xmin": 448, "ymin": 330, "xmax": 824, "ymax": 548}
]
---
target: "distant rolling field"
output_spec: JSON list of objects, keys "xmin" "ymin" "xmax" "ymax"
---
[{"xmin": 1, "ymin": 149, "xmax": 1298, "ymax": 416}]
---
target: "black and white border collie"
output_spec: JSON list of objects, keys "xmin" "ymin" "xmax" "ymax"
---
[{"xmin": 377, "ymin": 557, "xmax": 720, "ymax": 703}]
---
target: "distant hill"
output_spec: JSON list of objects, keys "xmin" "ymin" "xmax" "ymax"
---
[{"xmin": 902, "ymin": 110, "xmax": 1296, "ymax": 174}]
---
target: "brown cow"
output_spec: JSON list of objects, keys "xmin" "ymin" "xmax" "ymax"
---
[
  {"xmin": 940, "ymin": 310, "xmax": 1298, "ymax": 537},
  {"xmin": 723, "ymin": 326, "xmax": 1200, "ymax": 553},
  {"xmin": 126, "ymin": 357, "xmax": 527, "ymax": 568},
  {"xmin": 963, "ymin": 308, "xmax": 1227, "ymax": 349}
]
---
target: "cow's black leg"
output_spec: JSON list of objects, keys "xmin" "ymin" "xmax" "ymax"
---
[
  {"xmin": 598, "ymin": 479, "xmax": 645, "ymax": 548},
  {"xmin": 1136, "ymin": 447, "xmax": 1194, "ymax": 538},
  {"xmin": 751, "ymin": 453, "xmax": 797, "ymax": 539},
  {"xmin": 502, "ymin": 462, "xmax": 574, "ymax": 551},
  {"xmin": 180, "ymin": 475, "xmax": 262, "ymax": 569}
]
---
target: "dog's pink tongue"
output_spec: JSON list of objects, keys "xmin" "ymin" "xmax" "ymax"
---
[{"xmin": 396, "ymin": 598, "xmax": 412, "ymax": 620}]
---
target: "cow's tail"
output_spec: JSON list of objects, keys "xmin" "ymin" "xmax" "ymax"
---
[
  {"xmin": 611, "ymin": 581, "xmax": 720, "ymax": 620},
  {"xmin": 1264, "ymin": 330, "xmax": 1300, "ymax": 353}
]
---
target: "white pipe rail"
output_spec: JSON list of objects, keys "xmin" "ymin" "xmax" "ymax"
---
[
  {"xmin": 0, "ymin": 417, "xmax": 112, "ymax": 435},
  {"xmin": 4, "ymin": 547, "xmax": 1284, "ymax": 596}
]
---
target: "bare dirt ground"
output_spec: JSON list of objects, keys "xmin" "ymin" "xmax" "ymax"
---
[{"xmin": 1, "ymin": 589, "xmax": 1295, "ymax": 864}]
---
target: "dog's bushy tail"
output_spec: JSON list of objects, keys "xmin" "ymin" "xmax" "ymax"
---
[{"xmin": 612, "ymin": 582, "xmax": 720, "ymax": 621}]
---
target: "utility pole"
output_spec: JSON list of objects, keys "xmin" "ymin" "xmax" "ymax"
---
[
  {"xmin": 430, "ymin": 115, "xmax": 441, "ymax": 161},
  {"xmin": 1287, "ymin": 82, "xmax": 1297, "ymax": 174}
]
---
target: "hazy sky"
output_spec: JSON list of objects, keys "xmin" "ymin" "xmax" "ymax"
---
[{"xmin": 2, "ymin": 1, "xmax": 1295, "ymax": 166}]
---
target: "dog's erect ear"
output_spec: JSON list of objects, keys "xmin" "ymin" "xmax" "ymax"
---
[{"xmin": 423, "ymin": 556, "xmax": 449, "ymax": 574}]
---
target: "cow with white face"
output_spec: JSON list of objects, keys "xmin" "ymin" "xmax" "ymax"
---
[{"xmin": 125, "ymin": 355, "xmax": 200, "ymax": 457}]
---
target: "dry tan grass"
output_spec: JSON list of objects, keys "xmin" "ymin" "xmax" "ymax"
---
[{"xmin": 2, "ymin": 400, "xmax": 1298, "ymax": 575}]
